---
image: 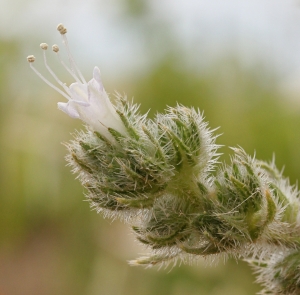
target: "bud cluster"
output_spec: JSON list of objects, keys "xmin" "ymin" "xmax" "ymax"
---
[
  {"xmin": 67, "ymin": 96, "xmax": 218, "ymax": 216},
  {"xmin": 67, "ymin": 94, "xmax": 300, "ymax": 274},
  {"xmin": 66, "ymin": 93, "xmax": 300, "ymax": 293}
]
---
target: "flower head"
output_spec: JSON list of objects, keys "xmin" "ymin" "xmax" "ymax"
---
[{"xmin": 27, "ymin": 24, "xmax": 125, "ymax": 138}]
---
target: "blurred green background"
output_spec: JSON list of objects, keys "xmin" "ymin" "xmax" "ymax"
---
[{"xmin": 1, "ymin": 1, "xmax": 300, "ymax": 294}]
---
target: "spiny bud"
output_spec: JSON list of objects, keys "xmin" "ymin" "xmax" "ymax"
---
[{"xmin": 250, "ymin": 251, "xmax": 300, "ymax": 294}]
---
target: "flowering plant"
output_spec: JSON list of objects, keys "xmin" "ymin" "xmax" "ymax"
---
[{"xmin": 28, "ymin": 24, "xmax": 300, "ymax": 295}]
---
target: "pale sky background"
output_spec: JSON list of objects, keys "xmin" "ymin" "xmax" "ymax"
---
[{"xmin": 2, "ymin": 0, "xmax": 300, "ymax": 94}]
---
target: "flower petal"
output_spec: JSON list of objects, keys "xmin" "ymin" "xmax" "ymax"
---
[
  {"xmin": 57, "ymin": 102, "xmax": 80, "ymax": 118},
  {"xmin": 93, "ymin": 66, "xmax": 104, "ymax": 91},
  {"xmin": 69, "ymin": 83, "xmax": 89, "ymax": 102}
]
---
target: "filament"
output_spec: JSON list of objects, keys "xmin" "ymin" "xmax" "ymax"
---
[
  {"xmin": 29, "ymin": 63, "xmax": 71, "ymax": 101},
  {"xmin": 42, "ymin": 49, "xmax": 72, "ymax": 96},
  {"xmin": 54, "ymin": 50, "xmax": 82, "ymax": 84},
  {"xmin": 61, "ymin": 34, "xmax": 87, "ymax": 84}
]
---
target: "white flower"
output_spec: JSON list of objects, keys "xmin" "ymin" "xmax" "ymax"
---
[
  {"xmin": 27, "ymin": 24, "xmax": 126, "ymax": 138},
  {"xmin": 57, "ymin": 66, "xmax": 126, "ymax": 137}
]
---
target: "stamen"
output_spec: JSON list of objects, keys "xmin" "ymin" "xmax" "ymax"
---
[
  {"xmin": 56, "ymin": 23, "xmax": 87, "ymax": 84},
  {"xmin": 28, "ymin": 59, "xmax": 71, "ymax": 101},
  {"xmin": 27, "ymin": 25, "xmax": 91, "ymax": 108},
  {"xmin": 57, "ymin": 24, "xmax": 75, "ymax": 75},
  {"xmin": 52, "ymin": 44, "xmax": 82, "ymax": 84},
  {"xmin": 40, "ymin": 43, "xmax": 72, "ymax": 96}
]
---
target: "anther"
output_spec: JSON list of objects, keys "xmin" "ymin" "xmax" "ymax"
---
[
  {"xmin": 57, "ymin": 23, "xmax": 67, "ymax": 35},
  {"xmin": 52, "ymin": 44, "xmax": 59, "ymax": 52},
  {"xmin": 27, "ymin": 55, "xmax": 36, "ymax": 63},
  {"xmin": 40, "ymin": 43, "xmax": 48, "ymax": 50}
]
